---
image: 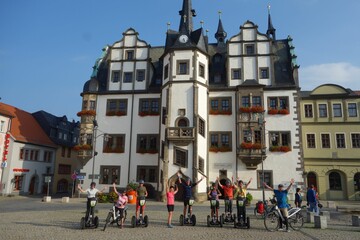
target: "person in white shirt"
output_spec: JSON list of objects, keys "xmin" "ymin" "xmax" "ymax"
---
[{"xmin": 78, "ymin": 182, "xmax": 106, "ymax": 220}]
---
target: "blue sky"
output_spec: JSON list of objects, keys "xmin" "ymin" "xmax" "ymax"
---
[{"xmin": 1, "ymin": 0, "xmax": 360, "ymax": 121}]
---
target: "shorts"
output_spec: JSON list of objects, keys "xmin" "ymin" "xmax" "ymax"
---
[
  {"xmin": 167, "ymin": 205, "xmax": 174, "ymax": 212},
  {"xmin": 279, "ymin": 208, "xmax": 288, "ymax": 218},
  {"xmin": 136, "ymin": 199, "xmax": 146, "ymax": 211},
  {"xmin": 183, "ymin": 199, "xmax": 191, "ymax": 206},
  {"xmin": 210, "ymin": 200, "xmax": 219, "ymax": 209}
]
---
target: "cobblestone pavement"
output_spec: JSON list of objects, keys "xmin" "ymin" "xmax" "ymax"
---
[{"xmin": 0, "ymin": 196, "xmax": 359, "ymax": 240}]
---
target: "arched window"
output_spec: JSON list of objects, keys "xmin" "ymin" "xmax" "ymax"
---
[
  {"xmin": 307, "ymin": 172, "xmax": 317, "ymax": 189},
  {"xmin": 176, "ymin": 117, "xmax": 189, "ymax": 127},
  {"xmin": 329, "ymin": 172, "xmax": 342, "ymax": 190},
  {"xmin": 354, "ymin": 173, "xmax": 360, "ymax": 191}
]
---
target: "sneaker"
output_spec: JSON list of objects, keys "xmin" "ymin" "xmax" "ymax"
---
[
  {"xmin": 278, "ymin": 228, "xmax": 284, "ymax": 231},
  {"xmin": 167, "ymin": 224, "xmax": 173, "ymax": 228},
  {"xmin": 286, "ymin": 229, "xmax": 291, "ymax": 232}
]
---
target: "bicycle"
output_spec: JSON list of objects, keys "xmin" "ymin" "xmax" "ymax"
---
[
  {"xmin": 103, "ymin": 203, "xmax": 128, "ymax": 231},
  {"xmin": 264, "ymin": 205, "xmax": 304, "ymax": 232},
  {"xmin": 254, "ymin": 197, "xmax": 277, "ymax": 219}
]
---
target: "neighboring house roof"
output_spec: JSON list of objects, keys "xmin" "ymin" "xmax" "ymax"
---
[
  {"xmin": 0, "ymin": 108, "xmax": 15, "ymax": 118},
  {"xmin": 0, "ymin": 102, "xmax": 56, "ymax": 148}
]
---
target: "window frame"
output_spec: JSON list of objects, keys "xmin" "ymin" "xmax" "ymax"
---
[
  {"xmin": 136, "ymin": 134, "xmax": 159, "ymax": 153},
  {"xmin": 304, "ymin": 104, "xmax": 313, "ymax": 118},
  {"xmin": 209, "ymin": 131, "xmax": 232, "ymax": 151},
  {"xmin": 231, "ymin": 68, "xmax": 241, "ymax": 80},
  {"xmin": 209, "ymin": 97, "xmax": 232, "ymax": 114},
  {"xmin": 321, "ymin": 133, "xmax": 331, "ymax": 148},
  {"xmin": 318, "ymin": 103, "xmax": 328, "ymax": 118},
  {"xmin": 177, "ymin": 60, "xmax": 189, "ymax": 75},
  {"xmin": 351, "ymin": 133, "xmax": 360, "ymax": 148},
  {"xmin": 106, "ymin": 99, "xmax": 128, "ymax": 116},
  {"xmin": 348, "ymin": 103, "xmax": 358, "ymax": 117},
  {"xmin": 125, "ymin": 50, "xmax": 134, "ymax": 60},
  {"xmin": 245, "ymin": 44, "xmax": 255, "ymax": 55},
  {"xmin": 329, "ymin": 172, "xmax": 342, "ymax": 190},
  {"xmin": 137, "ymin": 165, "xmax": 158, "ymax": 183},
  {"xmin": 100, "ymin": 165, "xmax": 120, "ymax": 184},
  {"xmin": 332, "ymin": 103, "xmax": 342, "ymax": 117},
  {"xmin": 306, "ymin": 133, "xmax": 316, "ymax": 148},
  {"xmin": 174, "ymin": 147, "xmax": 188, "ymax": 168},
  {"xmin": 199, "ymin": 63, "xmax": 205, "ymax": 78},
  {"xmin": 139, "ymin": 98, "xmax": 160, "ymax": 116},
  {"xmin": 198, "ymin": 117, "xmax": 205, "ymax": 137},
  {"xmin": 336, "ymin": 133, "xmax": 346, "ymax": 148},
  {"xmin": 257, "ymin": 170, "xmax": 273, "ymax": 188},
  {"xmin": 103, "ymin": 134, "xmax": 125, "ymax": 153},
  {"xmin": 164, "ymin": 64, "xmax": 169, "ymax": 79},
  {"xmin": 123, "ymin": 72, "xmax": 133, "ymax": 83},
  {"xmin": 111, "ymin": 70, "xmax": 121, "ymax": 82},
  {"xmin": 136, "ymin": 69, "xmax": 146, "ymax": 82},
  {"xmin": 259, "ymin": 67, "xmax": 269, "ymax": 79}
]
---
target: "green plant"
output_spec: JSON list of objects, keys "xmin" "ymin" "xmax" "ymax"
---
[
  {"xmin": 108, "ymin": 191, "xmax": 118, "ymax": 203},
  {"xmin": 246, "ymin": 192, "xmax": 253, "ymax": 204},
  {"xmin": 127, "ymin": 181, "xmax": 138, "ymax": 191},
  {"xmin": 97, "ymin": 193, "xmax": 108, "ymax": 203}
]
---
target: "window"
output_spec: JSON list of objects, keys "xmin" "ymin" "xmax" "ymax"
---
[
  {"xmin": 126, "ymin": 50, "xmax": 134, "ymax": 60},
  {"xmin": 214, "ymin": 73, "xmax": 221, "ymax": 83},
  {"xmin": 112, "ymin": 71, "xmax": 120, "ymax": 82},
  {"xmin": 13, "ymin": 175, "xmax": 24, "ymax": 191},
  {"xmin": 231, "ymin": 68, "xmax": 241, "ymax": 79},
  {"xmin": 306, "ymin": 134, "xmax": 316, "ymax": 148},
  {"xmin": 268, "ymin": 97, "xmax": 288, "ymax": 110},
  {"xmin": 245, "ymin": 44, "xmax": 255, "ymax": 55},
  {"xmin": 89, "ymin": 101, "xmax": 96, "ymax": 111},
  {"xmin": 257, "ymin": 170, "xmax": 272, "ymax": 188},
  {"xmin": 348, "ymin": 103, "xmax": 357, "ymax": 117},
  {"xmin": 58, "ymin": 132, "xmax": 63, "ymax": 140},
  {"xmin": 20, "ymin": 148, "xmax": 40, "ymax": 161},
  {"xmin": 139, "ymin": 98, "xmax": 160, "ymax": 115},
  {"xmin": 198, "ymin": 157, "xmax": 204, "ymax": 173},
  {"xmin": 164, "ymin": 64, "xmax": 169, "ymax": 79},
  {"xmin": 0, "ymin": 120, "xmax": 4, "ymax": 132},
  {"xmin": 44, "ymin": 151, "xmax": 53, "ymax": 163},
  {"xmin": 329, "ymin": 172, "xmax": 342, "ymax": 190},
  {"xmin": 177, "ymin": 60, "xmax": 189, "ymax": 75},
  {"xmin": 137, "ymin": 134, "xmax": 158, "ymax": 153},
  {"xmin": 333, "ymin": 103, "xmax": 342, "ymax": 117},
  {"xmin": 174, "ymin": 147, "xmax": 187, "ymax": 167},
  {"xmin": 259, "ymin": 67, "xmax": 269, "ymax": 79},
  {"xmin": 252, "ymin": 96, "xmax": 261, "ymax": 106},
  {"xmin": 269, "ymin": 131, "xmax": 291, "ymax": 147},
  {"xmin": 103, "ymin": 134, "xmax": 125, "ymax": 153},
  {"xmin": 318, "ymin": 104, "xmax": 327, "ymax": 118},
  {"xmin": 254, "ymin": 130, "xmax": 262, "ymax": 144},
  {"xmin": 304, "ymin": 104, "xmax": 313, "ymax": 118},
  {"xmin": 198, "ymin": 117, "xmax": 205, "ymax": 137},
  {"xmin": 321, "ymin": 133, "xmax": 331, "ymax": 148},
  {"xmin": 209, "ymin": 132, "xmax": 232, "ymax": 151},
  {"xmin": 210, "ymin": 97, "xmax": 232, "ymax": 114},
  {"xmin": 123, "ymin": 72, "xmax": 133, "ymax": 83},
  {"xmin": 100, "ymin": 165, "xmax": 120, "ymax": 184},
  {"xmin": 307, "ymin": 172, "xmax": 317, "ymax": 189},
  {"xmin": 82, "ymin": 100, "xmax": 88, "ymax": 110},
  {"xmin": 161, "ymin": 141, "xmax": 165, "ymax": 159},
  {"xmin": 162, "ymin": 107, "xmax": 167, "ymax": 124},
  {"xmin": 336, "ymin": 133, "xmax": 346, "ymax": 148},
  {"xmin": 241, "ymin": 96, "xmax": 250, "ymax": 107},
  {"xmin": 67, "ymin": 147, "xmax": 71, "ymax": 158},
  {"xmin": 137, "ymin": 166, "xmax": 157, "ymax": 183},
  {"xmin": 106, "ymin": 99, "xmax": 128, "ymax": 116},
  {"xmin": 136, "ymin": 69, "xmax": 145, "ymax": 81},
  {"xmin": 58, "ymin": 164, "xmax": 71, "ymax": 174},
  {"xmin": 199, "ymin": 63, "xmax": 205, "ymax": 78},
  {"xmin": 61, "ymin": 147, "xmax": 66, "ymax": 157},
  {"xmin": 351, "ymin": 133, "xmax": 360, "ymax": 148}
]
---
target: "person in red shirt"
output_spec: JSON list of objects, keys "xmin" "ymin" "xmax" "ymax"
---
[
  {"xmin": 217, "ymin": 176, "xmax": 236, "ymax": 216},
  {"xmin": 166, "ymin": 181, "xmax": 178, "ymax": 228}
]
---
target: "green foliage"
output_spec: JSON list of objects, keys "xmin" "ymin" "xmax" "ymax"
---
[
  {"xmin": 246, "ymin": 192, "xmax": 253, "ymax": 203},
  {"xmin": 127, "ymin": 181, "xmax": 139, "ymax": 191},
  {"xmin": 97, "ymin": 193, "xmax": 108, "ymax": 203},
  {"xmin": 108, "ymin": 191, "xmax": 118, "ymax": 203}
]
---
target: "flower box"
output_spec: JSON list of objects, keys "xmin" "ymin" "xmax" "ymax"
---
[
  {"xmin": 209, "ymin": 146, "xmax": 231, "ymax": 152},
  {"xmin": 269, "ymin": 145, "xmax": 291, "ymax": 152},
  {"xmin": 268, "ymin": 109, "xmax": 279, "ymax": 115},
  {"xmin": 210, "ymin": 109, "xmax": 232, "ymax": 115},
  {"xmin": 279, "ymin": 109, "xmax": 289, "ymax": 115},
  {"xmin": 250, "ymin": 106, "xmax": 264, "ymax": 113},
  {"xmin": 103, "ymin": 147, "xmax": 124, "ymax": 153},
  {"xmin": 251, "ymin": 143, "xmax": 262, "ymax": 149},
  {"xmin": 139, "ymin": 111, "xmax": 160, "ymax": 117},
  {"xmin": 77, "ymin": 110, "xmax": 96, "ymax": 117},
  {"xmin": 240, "ymin": 142, "xmax": 253, "ymax": 149},
  {"xmin": 239, "ymin": 107, "xmax": 251, "ymax": 113}
]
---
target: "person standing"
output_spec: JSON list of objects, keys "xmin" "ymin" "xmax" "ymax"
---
[
  {"xmin": 166, "ymin": 181, "xmax": 178, "ymax": 228},
  {"xmin": 135, "ymin": 180, "xmax": 148, "ymax": 220},
  {"xmin": 306, "ymin": 184, "xmax": 318, "ymax": 215},
  {"xmin": 112, "ymin": 182, "xmax": 128, "ymax": 228},
  {"xmin": 263, "ymin": 179, "xmax": 295, "ymax": 232},
  {"xmin": 294, "ymin": 187, "xmax": 302, "ymax": 208},
  {"xmin": 177, "ymin": 172, "xmax": 204, "ymax": 221},
  {"xmin": 217, "ymin": 176, "xmax": 236, "ymax": 216}
]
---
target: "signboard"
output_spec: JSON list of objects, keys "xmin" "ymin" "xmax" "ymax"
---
[
  {"xmin": 76, "ymin": 175, "xmax": 85, "ymax": 180},
  {"xmin": 88, "ymin": 174, "xmax": 101, "ymax": 179},
  {"xmin": 1, "ymin": 161, "xmax": 7, "ymax": 168},
  {"xmin": 44, "ymin": 176, "xmax": 51, "ymax": 183}
]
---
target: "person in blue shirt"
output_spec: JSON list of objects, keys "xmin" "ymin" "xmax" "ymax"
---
[
  {"xmin": 306, "ymin": 184, "xmax": 318, "ymax": 215},
  {"xmin": 263, "ymin": 179, "xmax": 294, "ymax": 232},
  {"xmin": 177, "ymin": 172, "xmax": 204, "ymax": 220}
]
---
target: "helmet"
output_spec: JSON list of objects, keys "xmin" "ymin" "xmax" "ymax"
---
[
  {"xmin": 226, "ymin": 179, "xmax": 231, "ymax": 184},
  {"xmin": 186, "ymin": 178, "xmax": 191, "ymax": 182},
  {"xmin": 139, "ymin": 180, "xmax": 144, "ymax": 184},
  {"xmin": 278, "ymin": 184, "xmax": 284, "ymax": 188}
]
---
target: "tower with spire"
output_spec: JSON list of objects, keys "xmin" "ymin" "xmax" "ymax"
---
[{"xmin": 266, "ymin": 4, "xmax": 276, "ymax": 40}]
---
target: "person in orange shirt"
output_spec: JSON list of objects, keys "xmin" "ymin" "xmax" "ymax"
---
[{"xmin": 217, "ymin": 176, "xmax": 236, "ymax": 218}]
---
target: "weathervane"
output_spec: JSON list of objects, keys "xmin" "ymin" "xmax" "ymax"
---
[
  {"xmin": 218, "ymin": 10, "xmax": 222, "ymax": 20},
  {"xmin": 200, "ymin": 20, "xmax": 204, "ymax": 28}
]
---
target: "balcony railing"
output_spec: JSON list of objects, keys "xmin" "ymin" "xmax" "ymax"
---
[
  {"xmin": 237, "ymin": 147, "xmax": 266, "ymax": 170},
  {"xmin": 166, "ymin": 127, "xmax": 195, "ymax": 145}
]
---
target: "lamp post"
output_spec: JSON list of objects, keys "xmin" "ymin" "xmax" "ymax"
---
[
  {"xmin": 91, "ymin": 120, "xmax": 98, "ymax": 183},
  {"xmin": 259, "ymin": 115, "xmax": 266, "ymax": 203}
]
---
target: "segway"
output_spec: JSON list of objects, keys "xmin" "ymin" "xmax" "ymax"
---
[
  {"xmin": 207, "ymin": 198, "xmax": 223, "ymax": 227},
  {"xmin": 180, "ymin": 198, "xmax": 196, "ymax": 226},
  {"xmin": 131, "ymin": 196, "xmax": 149, "ymax": 228},
  {"xmin": 80, "ymin": 198, "xmax": 99, "ymax": 229},
  {"xmin": 234, "ymin": 197, "xmax": 250, "ymax": 229},
  {"xmin": 221, "ymin": 198, "xmax": 236, "ymax": 225}
]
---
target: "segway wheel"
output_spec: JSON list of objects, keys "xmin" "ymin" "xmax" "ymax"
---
[
  {"xmin": 233, "ymin": 213, "xmax": 236, "ymax": 222},
  {"xmin": 80, "ymin": 217, "xmax": 86, "ymax": 229},
  {"xmin": 179, "ymin": 214, "xmax": 184, "ymax": 226},
  {"xmin": 191, "ymin": 215, "xmax": 196, "ymax": 226},
  {"xmin": 206, "ymin": 215, "xmax": 211, "ymax": 227},
  {"xmin": 144, "ymin": 215, "xmax": 149, "ymax": 227},
  {"xmin": 219, "ymin": 215, "xmax": 223, "ymax": 228},
  {"xmin": 94, "ymin": 216, "xmax": 99, "ymax": 228},
  {"xmin": 246, "ymin": 217, "xmax": 250, "ymax": 229},
  {"xmin": 131, "ymin": 216, "xmax": 136, "ymax": 228}
]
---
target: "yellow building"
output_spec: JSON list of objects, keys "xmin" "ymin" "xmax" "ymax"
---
[{"xmin": 300, "ymin": 84, "xmax": 360, "ymax": 200}]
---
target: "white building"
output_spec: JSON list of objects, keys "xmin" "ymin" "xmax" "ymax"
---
[
  {"xmin": 0, "ymin": 103, "xmax": 56, "ymax": 195},
  {"xmin": 78, "ymin": 0, "xmax": 303, "ymax": 201}
]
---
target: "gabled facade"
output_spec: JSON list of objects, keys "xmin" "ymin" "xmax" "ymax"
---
[
  {"xmin": 300, "ymin": 84, "xmax": 360, "ymax": 200},
  {"xmin": 78, "ymin": 0, "xmax": 303, "ymax": 201},
  {"xmin": 0, "ymin": 103, "xmax": 56, "ymax": 195},
  {"xmin": 33, "ymin": 111, "xmax": 81, "ymax": 194}
]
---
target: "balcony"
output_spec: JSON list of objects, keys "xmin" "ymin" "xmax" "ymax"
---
[
  {"xmin": 238, "ymin": 112, "xmax": 264, "ymax": 123},
  {"xmin": 166, "ymin": 127, "xmax": 195, "ymax": 146},
  {"xmin": 77, "ymin": 149, "xmax": 92, "ymax": 160},
  {"xmin": 237, "ymin": 148, "xmax": 267, "ymax": 170}
]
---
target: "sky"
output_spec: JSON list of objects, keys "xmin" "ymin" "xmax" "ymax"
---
[{"xmin": 1, "ymin": 0, "xmax": 360, "ymax": 121}]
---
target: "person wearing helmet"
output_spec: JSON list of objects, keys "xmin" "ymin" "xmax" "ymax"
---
[
  {"xmin": 177, "ymin": 172, "xmax": 204, "ymax": 220},
  {"xmin": 135, "ymin": 180, "xmax": 148, "ymax": 220},
  {"xmin": 217, "ymin": 176, "xmax": 236, "ymax": 216},
  {"xmin": 78, "ymin": 182, "xmax": 107, "ymax": 221},
  {"xmin": 263, "ymin": 179, "xmax": 295, "ymax": 232},
  {"xmin": 113, "ymin": 182, "xmax": 128, "ymax": 228}
]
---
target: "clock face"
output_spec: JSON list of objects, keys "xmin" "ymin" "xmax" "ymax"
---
[{"xmin": 179, "ymin": 35, "xmax": 189, "ymax": 43}]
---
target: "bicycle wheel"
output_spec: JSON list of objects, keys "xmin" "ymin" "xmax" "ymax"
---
[
  {"xmin": 289, "ymin": 212, "xmax": 304, "ymax": 231},
  {"xmin": 264, "ymin": 211, "xmax": 279, "ymax": 232},
  {"xmin": 103, "ymin": 212, "xmax": 112, "ymax": 231}
]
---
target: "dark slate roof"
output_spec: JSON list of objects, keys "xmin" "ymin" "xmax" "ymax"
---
[{"xmin": 32, "ymin": 110, "xmax": 80, "ymax": 147}]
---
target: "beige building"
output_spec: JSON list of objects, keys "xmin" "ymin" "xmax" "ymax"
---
[{"xmin": 300, "ymin": 84, "xmax": 360, "ymax": 200}]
